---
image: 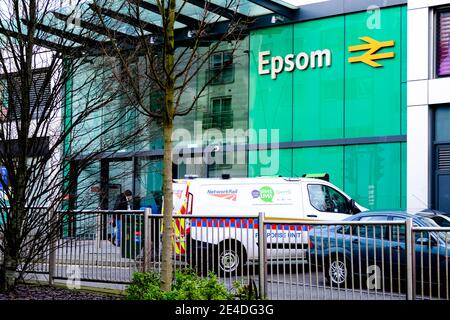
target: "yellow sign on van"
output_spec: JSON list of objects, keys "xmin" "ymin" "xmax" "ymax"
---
[{"xmin": 348, "ymin": 36, "xmax": 395, "ymax": 68}]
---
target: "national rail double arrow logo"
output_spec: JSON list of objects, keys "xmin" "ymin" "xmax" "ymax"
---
[{"xmin": 348, "ymin": 36, "xmax": 395, "ymax": 67}]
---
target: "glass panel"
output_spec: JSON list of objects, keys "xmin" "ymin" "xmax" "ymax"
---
[
  {"xmin": 248, "ymin": 148, "xmax": 292, "ymax": 177},
  {"xmin": 71, "ymin": 57, "xmax": 109, "ymax": 154},
  {"xmin": 221, "ymin": 97, "xmax": 231, "ymax": 110},
  {"xmin": 356, "ymin": 216, "xmax": 388, "ymax": 239},
  {"xmin": 211, "ymin": 98, "xmax": 221, "ymax": 113},
  {"xmin": 177, "ymin": 1, "xmax": 228, "ymax": 22},
  {"xmin": 401, "ymin": 142, "xmax": 406, "ymax": 209},
  {"xmin": 211, "ymin": 52, "xmax": 223, "ymax": 68},
  {"xmin": 435, "ymin": 106, "xmax": 450, "ymax": 142},
  {"xmin": 76, "ymin": 161, "xmax": 101, "ymax": 210},
  {"xmin": 96, "ymin": 0, "xmax": 185, "ymax": 29},
  {"xmin": 108, "ymin": 160, "xmax": 134, "ymax": 209},
  {"xmin": 437, "ymin": 10, "xmax": 450, "ymax": 77},
  {"xmin": 74, "ymin": 161, "xmax": 101, "ymax": 238},
  {"xmin": 401, "ymin": 6, "xmax": 407, "ymax": 83},
  {"xmin": 293, "ymin": 146, "xmax": 344, "ymax": 189},
  {"xmin": 135, "ymin": 159, "xmax": 163, "ymax": 213},
  {"xmin": 223, "ymin": 51, "xmax": 233, "ymax": 65},
  {"xmin": 249, "ymin": 25, "xmax": 293, "ymax": 143},
  {"xmin": 327, "ymin": 186, "xmax": 350, "ymax": 213},
  {"xmin": 293, "ymin": 16, "xmax": 345, "ymax": 141},
  {"xmin": 345, "ymin": 7, "xmax": 402, "ymax": 137},
  {"xmin": 307, "ymin": 184, "xmax": 328, "ymax": 212},
  {"xmin": 174, "ymin": 38, "xmax": 249, "ymax": 177},
  {"xmin": 208, "ymin": 162, "xmax": 247, "ymax": 178},
  {"xmin": 307, "ymin": 184, "xmax": 349, "ymax": 213},
  {"xmin": 44, "ymin": 12, "xmax": 108, "ymax": 42},
  {"xmin": 209, "ymin": 0, "xmax": 272, "ymax": 16},
  {"xmin": 431, "ymin": 216, "xmax": 450, "ymax": 227},
  {"xmin": 344, "ymin": 143, "xmax": 402, "ymax": 210},
  {"xmin": 388, "ymin": 223, "xmax": 406, "ymax": 243},
  {"xmin": 438, "ymin": 175, "xmax": 450, "ymax": 214}
]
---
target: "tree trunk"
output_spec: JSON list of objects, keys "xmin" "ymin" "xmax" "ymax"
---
[
  {"xmin": 0, "ymin": 253, "xmax": 18, "ymax": 292},
  {"xmin": 159, "ymin": 0, "xmax": 176, "ymax": 292},
  {"xmin": 160, "ymin": 122, "xmax": 174, "ymax": 291},
  {"xmin": 1, "ymin": 183, "xmax": 27, "ymax": 292}
]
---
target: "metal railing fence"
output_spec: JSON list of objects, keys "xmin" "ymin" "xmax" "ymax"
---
[
  {"xmin": 410, "ymin": 226, "xmax": 450, "ymax": 300},
  {"xmin": 2, "ymin": 209, "xmax": 450, "ymax": 300}
]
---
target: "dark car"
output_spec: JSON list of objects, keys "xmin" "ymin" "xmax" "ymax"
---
[
  {"xmin": 308, "ymin": 211, "xmax": 450, "ymax": 296},
  {"xmin": 415, "ymin": 209, "xmax": 450, "ymax": 227}
]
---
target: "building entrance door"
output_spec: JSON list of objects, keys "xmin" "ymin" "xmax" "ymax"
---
[
  {"xmin": 99, "ymin": 159, "xmax": 134, "ymax": 240},
  {"xmin": 101, "ymin": 159, "xmax": 135, "ymax": 210},
  {"xmin": 107, "ymin": 160, "xmax": 134, "ymax": 209}
]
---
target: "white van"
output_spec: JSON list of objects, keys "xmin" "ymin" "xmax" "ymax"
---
[{"xmin": 172, "ymin": 176, "xmax": 367, "ymax": 273}]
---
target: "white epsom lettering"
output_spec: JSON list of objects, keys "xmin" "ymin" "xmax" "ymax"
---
[
  {"xmin": 271, "ymin": 55, "xmax": 284, "ymax": 79},
  {"xmin": 295, "ymin": 52, "xmax": 309, "ymax": 70},
  {"xmin": 310, "ymin": 49, "xmax": 331, "ymax": 68},
  {"xmin": 284, "ymin": 53, "xmax": 295, "ymax": 72},
  {"xmin": 258, "ymin": 49, "xmax": 332, "ymax": 79},
  {"xmin": 258, "ymin": 51, "xmax": 271, "ymax": 75}
]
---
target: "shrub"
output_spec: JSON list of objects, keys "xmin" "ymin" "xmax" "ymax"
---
[
  {"xmin": 232, "ymin": 279, "xmax": 260, "ymax": 300},
  {"xmin": 126, "ymin": 271, "xmax": 164, "ymax": 300},
  {"xmin": 126, "ymin": 269, "xmax": 234, "ymax": 300}
]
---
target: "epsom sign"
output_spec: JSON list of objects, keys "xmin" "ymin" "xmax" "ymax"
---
[
  {"xmin": 258, "ymin": 49, "xmax": 332, "ymax": 80},
  {"xmin": 257, "ymin": 37, "xmax": 396, "ymax": 80}
]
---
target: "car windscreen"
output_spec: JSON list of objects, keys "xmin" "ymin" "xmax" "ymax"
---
[
  {"xmin": 416, "ymin": 216, "xmax": 449, "ymax": 242},
  {"xmin": 430, "ymin": 216, "xmax": 450, "ymax": 228}
]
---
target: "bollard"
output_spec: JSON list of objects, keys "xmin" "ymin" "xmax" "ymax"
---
[
  {"xmin": 48, "ymin": 208, "xmax": 57, "ymax": 286},
  {"xmin": 406, "ymin": 218, "xmax": 416, "ymax": 300},
  {"xmin": 258, "ymin": 212, "xmax": 266, "ymax": 299},
  {"xmin": 143, "ymin": 208, "xmax": 151, "ymax": 272}
]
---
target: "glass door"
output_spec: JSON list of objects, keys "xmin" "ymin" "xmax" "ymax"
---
[{"xmin": 106, "ymin": 159, "xmax": 134, "ymax": 209}]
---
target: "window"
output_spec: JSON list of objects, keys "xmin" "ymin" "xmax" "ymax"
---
[
  {"xmin": 387, "ymin": 223, "xmax": 406, "ymax": 243},
  {"xmin": 337, "ymin": 216, "xmax": 388, "ymax": 238},
  {"xmin": 431, "ymin": 216, "xmax": 450, "ymax": 227},
  {"xmin": 354, "ymin": 216, "xmax": 388, "ymax": 239},
  {"xmin": 208, "ymin": 51, "xmax": 234, "ymax": 85},
  {"xmin": 203, "ymin": 96, "xmax": 233, "ymax": 130},
  {"xmin": 5, "ymin": 69, "xmax": 50, "ymax": 120},
  {"xmin": 307, "ymin": 184, "xmax": 350, "ymax": 214},
  {"xmin": 437, "ymin": 10, "xmax": 450, "ymax": 77},
  {"xmin": 389, "ymin": 217, "xmax": 437, "ymax": 243}
]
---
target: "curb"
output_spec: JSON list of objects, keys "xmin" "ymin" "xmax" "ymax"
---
[{"xmin": 24, "ymin": 280, "xmax": 126, "ymax": 297}]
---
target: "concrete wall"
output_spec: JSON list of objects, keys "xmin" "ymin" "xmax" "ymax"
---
[{"xmin": 407, "ymin": 0, "xmax": 450, "ymax": 210}]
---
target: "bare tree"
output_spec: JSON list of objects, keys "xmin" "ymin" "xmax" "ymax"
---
[
  {"xmin": 0, "ymin": 0, "xmax": 153, "ymax": 291},
  {"xmin": 91, "ymin": 0, "xmax": 250, "ymax": 290}
]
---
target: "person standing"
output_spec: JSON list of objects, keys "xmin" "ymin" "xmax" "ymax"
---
[{"xmin": 112, "ymin": 189, "xmax": 132, "ymax": 246}]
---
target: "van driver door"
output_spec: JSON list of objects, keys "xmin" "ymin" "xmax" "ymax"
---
[{"xmin": 303, "ymin": 183, "xmax": 353, "ymax": 221}]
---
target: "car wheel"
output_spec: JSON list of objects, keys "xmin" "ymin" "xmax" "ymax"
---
[{"xmin": 326, "ymin": 256, "xmax": 349, "ymax": 287}]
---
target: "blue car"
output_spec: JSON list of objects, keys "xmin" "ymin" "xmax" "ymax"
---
[{"xmin": 308, "ymin": 211, "xmax": 450, "ymax": 296}]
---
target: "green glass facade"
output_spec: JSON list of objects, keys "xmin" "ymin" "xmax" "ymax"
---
[
  {"xmin": 249, "ymin": 6, "xmax": 407, "ymax": 210},
  {"xmin": 67, "ymin": 5, "xmax": 407, "ymax": 212}
]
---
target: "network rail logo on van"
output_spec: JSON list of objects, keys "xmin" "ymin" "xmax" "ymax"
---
[{"xmin": 207, "ymin": 189, "xmax": 238, "ymax": 201}]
